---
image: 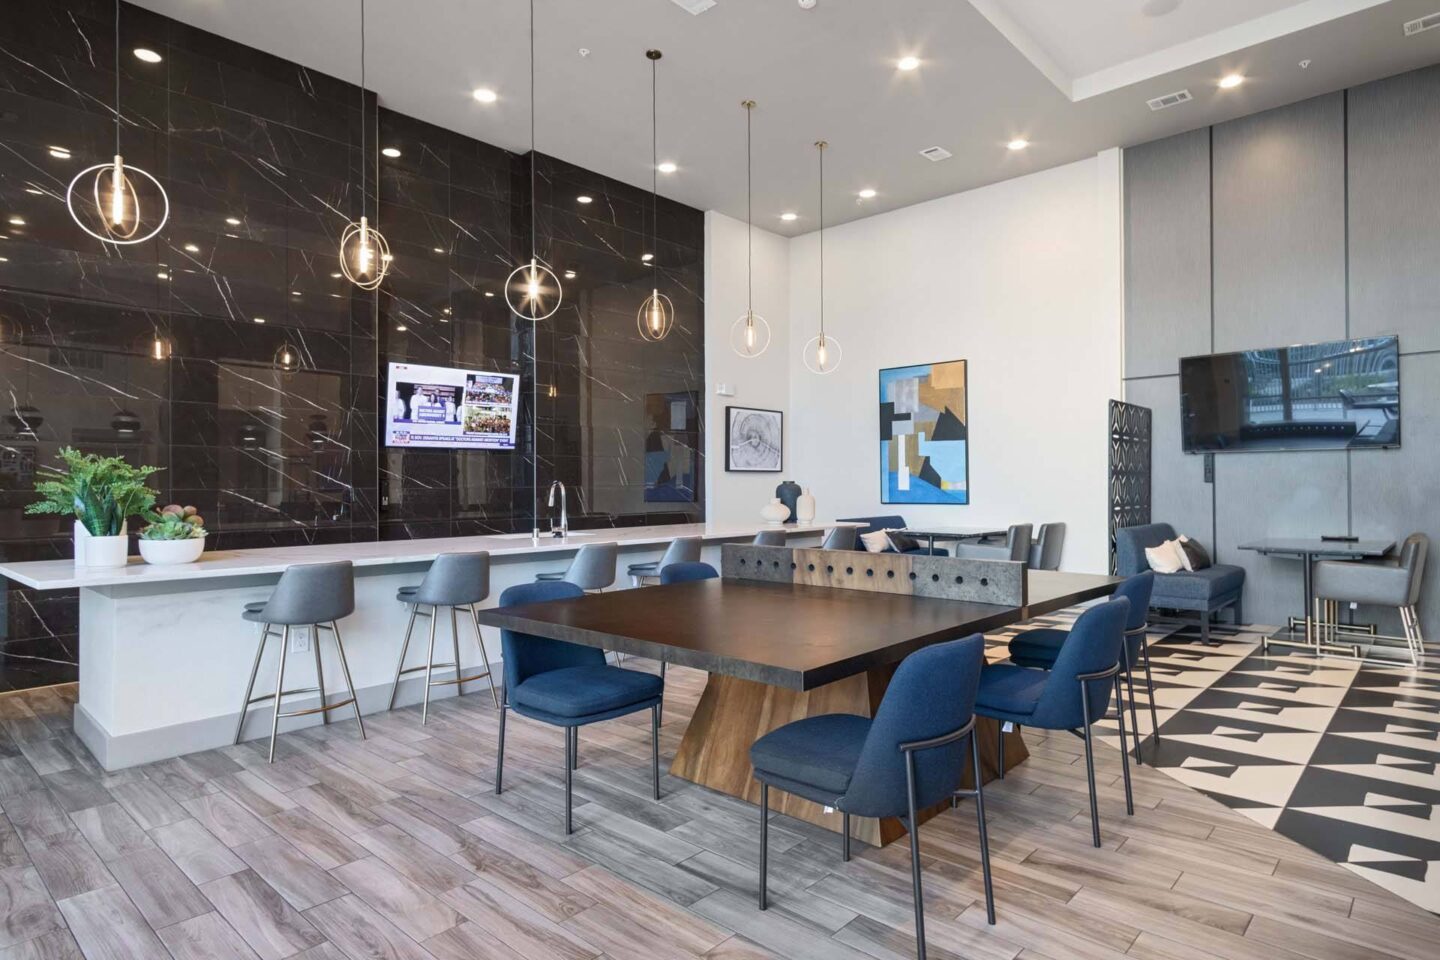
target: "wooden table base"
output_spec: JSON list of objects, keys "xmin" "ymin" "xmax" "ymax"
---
[{"xmin": 669, "ymin": 668, "xmax": 1028, "ymax": 847}]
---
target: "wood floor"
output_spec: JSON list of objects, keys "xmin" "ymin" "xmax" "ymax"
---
[{"xmin": 0, "ymin": 645, "xmax": 1438, "ymax": 959}]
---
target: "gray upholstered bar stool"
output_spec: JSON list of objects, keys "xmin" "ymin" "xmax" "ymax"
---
[
  {"xmin": 535, "ymin": 542, "xmax": 618, "ymax": 593},
  {"xmin": 1029, "ymin": 522, "xmax": 1066, "ymax": 570},
  {"xmin": 627, "ymin": 536, "xmax": 701, "ymax": 587},
  {"xmin": 388, "ymin": 551, "xmax": 500, "ymax": 723},
  {"xmin": 821, "ymin": 526, "xmax": 858, "ymax": 551},
  {"xmin": 235, "ymin": 560, "xmax": 363, "ymax": 762},
  {"xmin": 1312, "ymin": 533, "xmax": 1429, "ymax": 664},
  {"xmin": 753, "ymin": 530, "xmax": 786, "ymax": 547}
]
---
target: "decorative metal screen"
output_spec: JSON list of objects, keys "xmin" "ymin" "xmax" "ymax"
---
[{"xmin": 1108, "ymin": 400, "xmax": 1152, "ymax": 574}]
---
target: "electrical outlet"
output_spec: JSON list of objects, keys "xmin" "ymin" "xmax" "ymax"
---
[{"xmin": 289, "ymin": 628, "xmax": 311, "ymax": 653}]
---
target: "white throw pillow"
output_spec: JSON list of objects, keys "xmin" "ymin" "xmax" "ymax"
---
[
  {"xmin": 1176, "ymin": 534, "xmax": 1195, "ymax": 571},
  {"xmin": 1144, "ymin": 539, "xmax": 1187, "ymax": 574},
  {"xmin": 860, "ymin": 530, "xmax": 893, "ymax": 554}
]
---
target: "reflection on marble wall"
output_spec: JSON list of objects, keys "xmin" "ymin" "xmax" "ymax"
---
[{"xmin": 0, "ymin": 0, "xmax": 704, "ymax": 690}]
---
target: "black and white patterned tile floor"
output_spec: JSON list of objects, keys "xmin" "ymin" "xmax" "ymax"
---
[{"xmin": 986, "ymin": 610, "xmax": 1440, "ymax": 915}]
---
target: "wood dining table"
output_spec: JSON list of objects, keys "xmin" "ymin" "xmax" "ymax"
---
[{"xmin": 475, "ymin": 568, "xmax": 1118, "ymax": 846}]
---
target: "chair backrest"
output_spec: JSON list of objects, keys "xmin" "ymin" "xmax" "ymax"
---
[
  {"xmin": 1113, "ymin": 571, "xmax": 1154, "ymax": 660},
  {"xmin": 1398, "ymin": 532, "xmax": 1430, "ymax": 605},
  {"xmin": 1005, "ymin": 524, "xmax": 1034, "ymax": 563},
  {"xmin": 260, "ymin": 561, "xmax": 354, "ymax": 625},
  {"xmin": 660, "ymin": 561, "xmax": 718, "ymax": 585},
  {"xmin": 821, "ymin": 526, "xmax": 858, "ymax": 551},
  {"xmin": 1029, "ymin": 522, "xmax": 1066, "ymax": 571},
  {"xmin": 1114, "ymin": 523, "xmax": 1178, "ymax": 577},
  {"xmin": 415, "ymin": 551, "xmax": 490, "ymax": 607},
  {"xmin": 497, "ymin": 581, "xmax": 603, "ymax": 691},
  {"xmin": 659, "ymin": 536, "xmax": 702, "ymax": 569},
  {"xmin": 840, "ymin": 634, "xmax": 985, "ymax": 818},
  {"xmin": 752, "ymin": 530, "xmax": 787, "ymax": 547},
  {"xmin": 563, "ymin": 542, "xmax": 618, "ymax": 590},
  {"xmin": 837, "ymin": 515, "xmax": 907, "ymax": 537},
  {"xmin": 1031, "ymin": 597, "xmax": 1129, "ymax": 730}
]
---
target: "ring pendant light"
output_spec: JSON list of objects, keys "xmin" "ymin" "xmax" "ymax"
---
[
  {"xmin": 338, "ymin": 0, "xmax": 390, "ymax": 290},
  {"xmin": 729, "ymin": 100, "xmax": 770, "ymax": 358},
  {"xmin": 637, "ymin": 49, "xmax": 674, "ymax": 342},
  {"xmin": 802, "ymin": 140, "xmax": 841, "ymax": 374},
  {"xmin": 66, "ymin": 0, "xmax": 169, "ymax": 245},
  {"xmin": 506, "ymin": 0, "xmax": 562, "ymax": 322}
]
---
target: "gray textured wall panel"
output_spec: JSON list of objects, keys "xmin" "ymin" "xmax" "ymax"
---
[
  {"xmin": 1123, "ymin": 129, "xmax": 1213, "ymax": 378},
  {"xmin": 1212, "ymin": 93, "xmax": 1347, "ymax": 353},
  {"xmin": 1124, "ymin": 377, "xmax": 1214, "ymax": 557},
  {"xmin": 1348, "ymin": 65, "xmax": 1440, "ymax": 352}
]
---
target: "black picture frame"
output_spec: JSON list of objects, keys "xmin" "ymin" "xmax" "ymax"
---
[{"xmin": 724, "ymin": 406, "xmax": 784, "ymax": 473}]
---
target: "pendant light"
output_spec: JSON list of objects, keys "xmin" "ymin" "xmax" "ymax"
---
[
  {"xmin": 729, "ymin": 100, "xmax": 770, "ymax": 358},
  {"xmin": 338, "ymin": 0, "xmax": 391, "ymax": 291},
  {"xmin": 66, "ymin": 0, "xmax": 169, "ymax": 245},
  {"xmin": 636, "ymin": 49, "xmax": 674, "ymax": 342},
  {"xmin": 505, "ymin": 0, "xmax": 561, "ymax": 322},
  {"xmin": 802, "ymin": 140, "xmax": 841, "ymax": 374}
]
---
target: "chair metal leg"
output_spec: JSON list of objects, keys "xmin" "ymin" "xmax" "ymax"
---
[
  {"xmin": 903, "ymin": 750, "xmax": 927, "ymax": 960},
  {"xmin": 1115, "ymin": 676, "xmax": 1134, "ymax": 816},
  {"xmin": 1079, "ymin": 682, "xmax": 1101, "ymax": 847},
  {"xmin": 659, "ymin": 662, "xmax": 666, "ymax": 725},
  {"xmin": 996, "ymin": 721, "xmax": 1005, "ymax": 779},
  {"xmin": 564, "ymin": 725, "xmax": 575, "ymax": 835},
  {"xmin": 1122, "ymin": 647, "xmax": 1141, "ymax": 764},
  {"xmin": 387, "ymin": 605, "xmax": 419, "ymax": 711},
  {"xmin": 651, "ymin": 704, "xmax": 661, "ymax": 801},
  {"xmin": 842, "ymin": 813, "xmax": 851, "ymax": 862},
  {"xmin": 449, "ymin": 605, "xmax": 464, "ymax": 696},
  {"xmin": 234, "ymin": 624, "xmax": 269, "ymax": 746},
  {"xmin": 468, "ymin": 605, "xmax": 501, "ymax": 708},
  {"xmin": 421, "ymin": 606, "xmax": 438, "ymax": 725},
  {"xmin": 758, "ymin": 782, "xmax": 769, "ymax": 910},
  {"xmin": 267, "ymin": 626, "xmax": 291, "ymax": 763},
  {"xmin": 1140, "ymin": 641, "xmax": 1161, "ymax": 743},
  {"xmin": 495, "ymin": 701, "xmax": 507, "ymax": 794},
  {"xmin": 311, "ymin": 627, "xmax": 328, "ymax": 725},
  {"xmin": 329, "ymin": 622, "xmax": 366, "ymax": 741},
  {"xmin": 970, "ymin": 730, "xmax": 996, "ymax": 925}
]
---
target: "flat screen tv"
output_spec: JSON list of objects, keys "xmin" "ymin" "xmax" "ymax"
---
[
  {"xmin": 385, "ymin": 362, "xmax": 520, "ymax": 450},
  {"xmin": 1180, "ymin": 335, "xmax": 1400, "ymax": 453}
]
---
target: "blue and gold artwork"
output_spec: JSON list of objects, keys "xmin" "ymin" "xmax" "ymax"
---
[{"xmin": 879, "ymin": 360, "xmax": 968, "ymax": 504}]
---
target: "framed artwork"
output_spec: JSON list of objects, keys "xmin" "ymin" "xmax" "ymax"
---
[
  {"xmin": 725, "ymin": 406, "xmax": 783, "ymax": 472},
  {"xmin": 643, "ymin": 391, "xmax": 699, "ymax": 502},
  {"xmin": 879, "ymin": 359, "xmax": 969, "ymax": 504}
]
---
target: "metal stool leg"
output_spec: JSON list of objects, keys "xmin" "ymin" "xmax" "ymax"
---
[
  {"xmin": 312, "ymin": 628, "xmax": 328, "ymax": 725},
  {"xmin": 235, "ymin": 624, "xmax": 270, "ymax": 746},
  {"xmin": 329, "ymin": 621, "xmax": 365, "ymax": 741},
  {"xmin": 495, "ymin": 699, "xmax": 507, "ymax": 794},
  {"xmin": 267, "ymin": 626, "xmax": 291, "ymax": 763},
  {"xmin": 388, "ymin": 604, "xmax": 419, "ymax": 711},
  {"xmin": 422, "ymin": 605, "xmax": 439, "ymax": 725},
  {"xmin": 449, "ymin": 605, "xmax": 464, "ymax": 696},
  {"xmin": 996, "ymin": 722, "xmax": 1005, "ymax": 779},
  {"xmin": 467, "ymin": 606, "xmax": 501, "ymax": 708}
]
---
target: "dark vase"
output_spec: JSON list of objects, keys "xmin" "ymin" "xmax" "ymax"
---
[{"xmin": 775, "ymin": 480, "xmax": 801, "ymax": 524}]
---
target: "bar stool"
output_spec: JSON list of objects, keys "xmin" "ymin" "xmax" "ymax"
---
[
  {"xmin": 821, "ymin": 526, "xmax": 858, "ymax": 551},
  {"xmin": 536, "ymin": 542, "xmax": 618, "ymax": 592},
  {"xmin": 627, "ymin": 536, "xmax": 701, "ymax": 587},
  {"xmin": 388, "ymin": 551, "xmax": 499, "ymax": 724},
  {"xmin": 753, "ymin": 530, "xmax": 786, "ymax": 547},
  {"xmin": 234, "ymin": 561, "xmax": 363, "ymax": 762}
]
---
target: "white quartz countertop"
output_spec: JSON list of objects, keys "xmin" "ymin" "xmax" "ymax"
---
[{"xmin": 0, "ymin": 522, "xmax": 854, "ymax": 591}]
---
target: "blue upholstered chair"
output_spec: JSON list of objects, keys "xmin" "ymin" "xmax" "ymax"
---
[
  {"xmin": 976, "ymin": 597, "xmax": 1134, "ymax": 847},
  {"xmin": 750, "ymin": 636, "xmax": 995, "ymax": 957},
  {"xmin": 627, "ymin": 536, "xmax": 702, "ymax": 587},
  {"xmin": 837, "ymin": 515, "xmax": 949, "ymax": 556},
  {"xmin": 659, "ymin": 561, "xmax": 718, "ymax": 585},
  {"xmin": 494, "ymin": 581, "xmax": 664, "ymax": 835},
  {"xmin": 1006, "ymin": 572, "xmax": 1161, "ymax": 763},
  {"xmin": 1115, "ymin": 523, "xmax": 1244, "ymax": 645}
]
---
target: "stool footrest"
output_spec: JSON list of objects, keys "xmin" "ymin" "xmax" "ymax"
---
[
  {"xmin": 246, "ymin": 685, "xmax": 321, "ymax": 706},
  {"xmin": 428, "ymin": 671, "xmax": 492, "ymax": 687},
  {"xmin": 278, "ymin": 697, "xmax": 356, "ymax": 720}
]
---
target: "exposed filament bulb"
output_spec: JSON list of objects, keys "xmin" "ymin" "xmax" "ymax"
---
[{"xmin": 109, "ymin": 156, "xmax": 126, "ymax": 225}]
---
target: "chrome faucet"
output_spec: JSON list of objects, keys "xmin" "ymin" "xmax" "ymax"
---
[{"xmin": 547, "ymin": 480, "xmax": 568, "ymax": 537}]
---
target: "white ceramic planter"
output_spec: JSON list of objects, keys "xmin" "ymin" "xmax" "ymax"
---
[
  {"xmin": 75, "ymin": 521, "xmax": 128, "ymax": 568},
  {"xmin": 139, "ymin": 537, "xmax": 205, "ymax": 565},
  {"xmin": 760, "ymin": 498, "xmax": 789, "ymax": 524},
  {"xmin": 796, "ymin": 488, "xmax": 816, "ymax": 523}
]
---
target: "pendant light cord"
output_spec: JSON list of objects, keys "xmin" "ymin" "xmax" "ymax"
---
[
  {"xmin": 651, "ymin": 53, "xmax": 658, "ymax": 286},
  {"xmin": 818, "ymin": 141, "xmax": 825, "ymax": 340},
  {"xmin": 359, "ymin": 0, "xmax": 367, "ymax": 220},
  {"xmin": 113, "ymin": 0, "xmax": 120, "ymax": 156},
  {"xmin": 529, "ymin": 0, "xmax": 537, "ymax": 263},
  {"xmin": 745, "ymin": 102, "xmax": 752, "ymax": 314}
]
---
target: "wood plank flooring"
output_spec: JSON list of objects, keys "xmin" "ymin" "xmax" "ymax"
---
[{"xmin": 0, "ymin": 635, "xmax": 1437, "ymax": 959}]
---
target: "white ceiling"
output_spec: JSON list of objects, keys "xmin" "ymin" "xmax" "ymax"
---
[{"xmin": 127, "ymin": 0, "xmax": 1440, "ymax": 234}]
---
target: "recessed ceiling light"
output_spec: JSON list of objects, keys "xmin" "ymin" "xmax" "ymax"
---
[
  {"xmin": 657, "ymin": 162, "xmax": 677, "ymax": 174},
  {"xmin": 780, "ymin": 212, "xmax": 798, "ymax": 221},
  {"xmin": 48, "ymin": 147, "xmax": 70, "ymax": 159},
  {"xmin": 395, "ymin": 324, "xmax": 408, "ymax": 332},
  {"xmin": 857, "ymin": 188, "xmax": 877, "ymax": 199},
  {"xmin": 0, "ymin": 257, "xmax": 8, "ymax": 263},
  {"xmin": 183, "ymin": 243, "xmax": 200, "ymax": 253},
  {"xmin": 443, "ymin": 307, "xmax": 452, "ymax": 315},
  {"xmin": 576, "ymin": 195, "xmax": 593, "ymax": 204},
  {"xmin": 484, "ymin": 291, "xmax": 494, "ymax": 297},
  {"xmin": 156, "ymin": 271, "xmax": 169, "ymax": 279},
  {"xmin": 897, "ymin": 56, "xmax": 921, "ymax": 72},
  {"xmin": 252, "ymin": 317, "xmax": 266, "ymax": 324},
  {"xmin": 225, "ymin": 217, "xmax": 241, "ymax": 225},
  {"xmin": 133, "ymin": 47, "xmax": 163, "ymax": 63},
  {"xmin": 381, "ymin": 146, "xmax": 401, "ymax": 158},
  {"xmin": 291, "ymin": 290, "xmax": 302, "ymax": 297},
  {"xmin": 473, "ymin": 87, "xmax": 498, "ymax": 103},
  {"xmin": 433, "ymin": 246, "xmax": 444, "ymax": 253},
  {"xmin": 641, "ymin": 253, "xmax": 654, "ymax": 262},
  {"xmin": 1007, "ymin": 138, "xmax": 1030, "ymax": 151},
  {"xmin": 8, "ymin": 217, "xmax": 25, "ymax": 226},
  {"xmin": 1219, "ymin": 73, "xmax": 1245, "ymax": 89},
  {"xmin": 330, "ymin": 271, "xmax": 343, "ymax": 278},
  {"xmin": 564, "ymin": 270, "xmax": 576, "ymax": 279}
]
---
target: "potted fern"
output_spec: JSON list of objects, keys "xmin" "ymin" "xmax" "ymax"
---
[
  {"xmin": 25, "ymin": 447, "xmax": 160, "ymax": 568},
  {"xmin": 138, "ymin": 505, "xmax": 208, "ymax": 565}
]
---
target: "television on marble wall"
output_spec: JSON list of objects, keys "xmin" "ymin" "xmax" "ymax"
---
[
  {"xmin": 385, "ymin": 362, "xmax": 520, "ymax": 450},
  {"xmin": 1180, "ymin": 335, "xmax": 1400, "ymax": 454}
]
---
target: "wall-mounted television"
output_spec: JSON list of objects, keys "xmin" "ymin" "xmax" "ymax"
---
[
  {"xmin": 385, "ymin": 362, "xmax": 520, "ymax": 450},
  {"xmin": 1180, "ymin": 335, "xmax": 1400, "ymax": 454}
]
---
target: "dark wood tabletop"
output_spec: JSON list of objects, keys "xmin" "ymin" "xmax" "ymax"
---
[
  {"xmin": 475, "ymin": 570, "xmax": 1118, "ymax": 691},
  {"xmin": 1238, "ymin": 537, "xmax": 1394, "ymax": 559}
]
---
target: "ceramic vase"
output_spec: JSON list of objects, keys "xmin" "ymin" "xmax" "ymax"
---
[
  {"xmin": 795, "ymin": 488, "xmax": 816, "ymax": 523},
  {"xmin": 774, "ymin": 479, "xmax": 802, "ymax": 524},
  {"xmin": 761, "ymin": 499, "xmax": 789, "ymax": 525},
  {"xmin": 75, "ymin": 521, "xmax": 128, "ymax": 568}
]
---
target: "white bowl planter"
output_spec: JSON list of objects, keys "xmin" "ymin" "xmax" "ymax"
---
[{"xmin": 138, "ymin": 537, "xmax": 205, "ymax": 566}]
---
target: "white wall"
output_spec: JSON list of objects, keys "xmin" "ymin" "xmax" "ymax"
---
[
  {"xmin": 703, "ymin": 211, "xmax": 792, "ymax": 525},
  {"xmin": 780, "ymin": 152, "xmax": 1125, "ymax": 570}
]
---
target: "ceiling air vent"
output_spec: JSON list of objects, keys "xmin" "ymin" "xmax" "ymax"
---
[
  {"xmin": 1403, "ymin": 11, "xmax": 1440, "ymax": 35},
  {"xmin": 918, "ymin": 146, "xmax": 952, "ymax": 162},
  {"xmin": 1147, "ymin": 89, "xmax": 1193, "ymax": 111},
  {"xmin": 669, "ymin": 0, "xmax": 717, "ymax": 14}
]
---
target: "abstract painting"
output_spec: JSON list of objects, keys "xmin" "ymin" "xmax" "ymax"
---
[
  {"xmin": 725, "ymin": 406, "xmax": 783, "ymax": 472},
  {"xmin": 879, "ymin": 359, "xmax": 968, "ymax": 504},
  {"xmin": 644, "ymin": 392, "xmax": 699, "ymax": 502}
]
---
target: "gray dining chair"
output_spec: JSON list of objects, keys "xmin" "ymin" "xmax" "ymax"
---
[
  {"xmin": 627, "ymin": 536, "xmax": 702, "ymax": 587},
  {"xmin": 954, "ymin": 524, "xmax": 1034, "ymax": 563},
  {"xmin": 536, "ymin": 542, "xmax": 618, "ymax": 592},
  {"xmin": 821, "ymin": 526, "xmax": 858, "ymax": 551},
  {"xmin": 753, "ymin": 530, "xmax": 786, "ymax": 547},
  {"xmin": 235, "ymin": 561, "xmax": 363, "ymax": 762},
  {"xmin": 388, "ymin": 551, "xmax": 499, "ymax": 723},
  {"xmin": 1312, "ymin": 532, "xmax": 1429, "ymax": 664},
  {"xmin": 1028, "ymin": 523, "xmax": 1066, "ymax": 570}
]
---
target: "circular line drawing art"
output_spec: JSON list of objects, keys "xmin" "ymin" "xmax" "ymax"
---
[{"xmin": 729, "ymin": 408, "xmax": 782, "ymax": 471}]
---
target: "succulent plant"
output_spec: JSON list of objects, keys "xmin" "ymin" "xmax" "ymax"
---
[{"xmin": 140, "ymin": 504, "xmax": 207, "ymax": 540}]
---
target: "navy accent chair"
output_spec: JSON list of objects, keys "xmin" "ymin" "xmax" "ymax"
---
[
  {"xmin": 494, "ymin": 581, "xmax": 664, "ymax": 835},
  {"xmin": 836, "ymin": 515, "xmax": 949, "ymax": 557},
  {"xmin": 1007, "ymin": 573, "xmax": 1161, "ymax": 763},
  {"xmin": 750, "ymin": 636, "xmax": 995, "ymax": 957},
  {"xmin": 659, "ymin": 561, "xmax": 718, "ymax": 585},
  {"xmin": 976, "ymin": 597, "xmax": 1134, "ymax": 847},
  {"xmin": 1115, "ymin": 523, "xmax": 1243, "ymax": 645}
]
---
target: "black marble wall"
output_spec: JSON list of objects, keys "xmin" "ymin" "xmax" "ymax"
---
[{"xmin": 0, "ymin": 0, "xmax": 704, "ymax": 690}]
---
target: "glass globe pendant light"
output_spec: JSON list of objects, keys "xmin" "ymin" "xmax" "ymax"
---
[
  {"xmin": 636, "ymin": 50, "xmax": 674, "ymax": 342},
  {"xmin": 729, "ymin": 100, "xmax": 771, "ymax": 358},
  {"xmin": 802, "ymin": 140, "xmax": 842, "ymax": 374},
  {"xmin": 338, "ymin": 0, "xmax": 391, "ymax": 291},
  {"xmin": 66, "ymin": 0, "xmax": 169, "ymax": 245},
  {"xmin": 505, "ymin": 0, "xmax": 561, "ymax": 321}
]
